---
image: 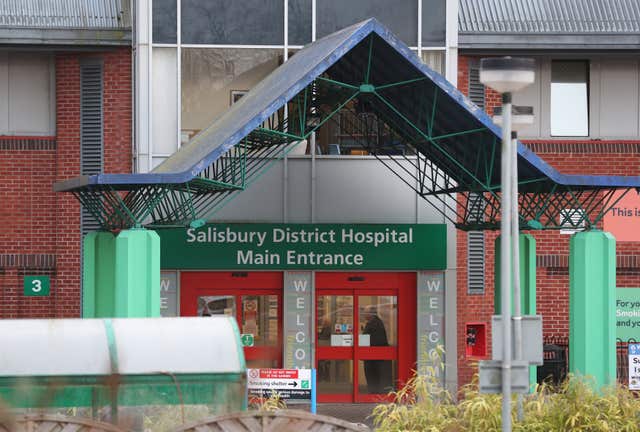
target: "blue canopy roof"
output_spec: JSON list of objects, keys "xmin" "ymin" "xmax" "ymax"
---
[{"xmin": 54, "ymin": 18, "xmax": 640, "ymax": 231}]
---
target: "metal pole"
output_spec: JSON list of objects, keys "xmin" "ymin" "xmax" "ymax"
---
[
  {"xmin": 500, "ymin": 93, "xmax": 513, "ymax": 432},
  {"xmin": 511, "ymin": 130, "xmax": 524, "ymax": 421}
]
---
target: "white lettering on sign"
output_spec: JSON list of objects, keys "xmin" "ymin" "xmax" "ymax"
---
[
  {"xmin": 285, "ymin": 273, "xmax": 312, "ymax": 369},
  {"xmin": 31, "ymin": 280, "xmax": 42, "ymax": 292},
  {"xmin": 187, "ymin": 226, "xmax": 414, "ymax": 248},
  {"xmin": 426, "ymin": 279, "xmax": 441, "ymax": 292},
  {"xmin": 417, "ymin": 273, "xmax": 445, "ymax": 385},
  {"xmin": 160, "ymin": 278, "xmax": 171, "ymax": 291},
  {"xmin": 341, "ymin": 228, "xmax": 413, "ymax": 247},
  {"xmin": 187, "ymin": 227, "xmax": 267, "ymax": 246},
  {"xmin": 285, "ymin": 250, "xmax": 364, "ymax": 266},
  {"xmin": 237, "ymin": 250, "xmax": 281, "ymax": 265},
  {"xmin": 294, "ymin": 279, "xmax": 307, "ymax": 292}
]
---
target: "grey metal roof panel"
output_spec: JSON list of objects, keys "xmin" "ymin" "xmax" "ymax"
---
[
  {"xmin": 460, "ymin": 0, "xmax": 640, "ymax": 34},
  {"xmin": 54, "ymin": 17, "xmax": 640, "ymax": 193},
  {"xmin": 0, "ymin": 0, "xmax": 130, "ymax": 29}
]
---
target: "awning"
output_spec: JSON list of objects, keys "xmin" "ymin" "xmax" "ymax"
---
[{"xmin": 54, "ymin": 18, "xmax": 640, "ymax": 231}]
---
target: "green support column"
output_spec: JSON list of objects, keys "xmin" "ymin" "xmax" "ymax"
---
[
  {"xmin": 83, "ymin": 231, "xmax": 116, "ymax": 317},
  {"xmin": 494, "ymin": 234, "xmax": 537, "ymax": 315},
  {"xmin": 83, "ymin": 229, "xmax": 160, "ymax": 318},
  {"xmin": 569, "ymin": 230, "xmax": 616, "ymax": 389},
  {"xmin": 494, "ymin": 233, "xmax": 537, "ymax": 386}
]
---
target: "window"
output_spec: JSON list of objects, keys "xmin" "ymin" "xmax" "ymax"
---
[
  {"xmin": 181, "ymin": 48, "xmax": 281, "ymax": 146},
  {"xmin": 0, "ymin": 52, "xmax": 55, "ymax": 136},
  {"xmin": 422, "ymin": 50, "xmax": 445, "ymax": 76},
  {"xmin": 551, "ymin": 60, "xmax": 589, "ymax": 137},
  {"xmin": 559, "ymin": 208, "xmax": 586, "ymax": 235},
  {"xmin": 314, "ymin": 102, "xmax": 412, "ymax": 156}
]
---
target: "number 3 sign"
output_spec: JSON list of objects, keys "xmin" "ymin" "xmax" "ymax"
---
[{"xmin": 24, "ymin": 276, "xmax": 50, "ymax": 296}]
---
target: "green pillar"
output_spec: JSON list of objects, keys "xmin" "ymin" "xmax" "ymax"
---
[
  {"xmin": 494, "ymin": 234, "xmax": 537, "ymax": 315},
  {"xmin": 494, "ymin": 233, "xmax": 537, "ymax": 386},
  {"xmin": 83, "ymin": 229, "xmax": 160, "ymax": 318},
  {"xmin": 83, "ymin": 231, "xmax": 116, "ymax": 317},
  {"xmin": 569, "ymin": 230, "xmax": 616, "ymax": 389}
]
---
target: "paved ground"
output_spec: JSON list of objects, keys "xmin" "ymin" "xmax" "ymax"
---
[{"xmin": 316, "ymin": 403, "xmax": 377, "ymax": 429}]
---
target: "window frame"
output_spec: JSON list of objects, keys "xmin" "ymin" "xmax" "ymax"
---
[{"xmin": 549, "ymin": 59, "xmax": 590, "ymax": 138}]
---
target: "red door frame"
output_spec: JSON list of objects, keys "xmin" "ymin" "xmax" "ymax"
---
[
  {"xmin": 180, "ymin": 272, "xmax": 284, "ymax": 368},
  {"xmin": 315, "ymin": 272, "xmax": 416, "ymax": 403}
]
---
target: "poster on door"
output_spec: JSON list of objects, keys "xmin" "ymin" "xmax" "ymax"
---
[{"xmin": 243, "ymin": 299, "xmax": 258, "ymax": 335}]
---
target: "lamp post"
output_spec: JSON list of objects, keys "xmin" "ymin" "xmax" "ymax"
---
[
  {"xmin": 480, "ymin": 57, "xmax": 535, "ymax": 432},
  {"xmin": 493, "ymin": 104, "xmax": 534, "ymax": 421}
]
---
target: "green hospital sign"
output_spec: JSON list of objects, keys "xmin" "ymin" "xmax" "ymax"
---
[
  {"xmin": 617, "ymin": 288, "xmax": 640, "ymax": 341},
  {"xmin": 157, "ymin": 223, "xmax": 446, "ymax": 270},
  {"xmin": 24, "ymin": 275, "xmax": 50, "ymax": 297}
]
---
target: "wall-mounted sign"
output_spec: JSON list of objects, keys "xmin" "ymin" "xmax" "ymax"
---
[
  {"xmin": 241, "ymin": 333, "xmax": 255, "ymax": 347},
  {"xmin": 160, "ymin": 271, "xmax": 178, "ymax": 317},
  {"xmin": 629, "ymin": 343, "xmax": 640, "ymax": 390},
  {"xmin": 247, "ymin": 368, "xmax": 312, "ymax": 401},
  {"xmin": 616, "ymin": 288, "xmax": 640, "ymax": 341},
  {"xmin": 417, "ymin": 272, "xmax": 445, "ymax": 386},
  {"xmin": 604, "ymin": 190, "xmax": 640, "ymax": 242},
  {"xmin": 283, "ymin": 272, "xmax": 312, "ymax": 369},
  {"xmin": 24, "ymin": 275, "xmax": 50, "ymax": 297},
  {"xmin": 157, "ymin": 223, "xmax": 446, "ymax": 270}
]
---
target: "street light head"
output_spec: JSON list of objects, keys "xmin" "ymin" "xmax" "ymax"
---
[
  {"xmin": 480, "ymin": 57, "xmax": 535, "ymax": 94},
  {"xmin": 493, "ymin": 105, "xmax": 535, "ymax": 132}
]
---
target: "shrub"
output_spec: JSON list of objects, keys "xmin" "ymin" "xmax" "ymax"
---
[{"xmin": 372, "ymin": 373, "xmax": 640, "ymax": 431}]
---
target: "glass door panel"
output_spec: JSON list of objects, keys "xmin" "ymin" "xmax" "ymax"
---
[
  {"xmin": 317, "ymin": 293, "xmax": 354, "ymax": 402},
  {"xmin": 358, "ymin": 295, "xmax": 397, "ymax": 347},
  {"xmin": 198, "ymin": 295, "xmax": 235, "ymax": 317},
  {"xmin": 317, "ymin": 360, "xmax": 353, "ymax": 394},
  {"xmin": 317, "ymin": 295, "xmax": 354, "ymax": 347},
  {"xmin": 358, "ymin": 359, "xmax": 397, "ymax": 395},
  {"xmin": 241, "ymin": 295, "xmax": 279, "ymax": 346},
  {"xmin": 356, "ymin": 294, "xmax": 398, "ymax": 401}
]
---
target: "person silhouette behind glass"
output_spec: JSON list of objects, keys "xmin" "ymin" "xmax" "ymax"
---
[{"xmin": 362, "ymin": 305, "xmax": 392, "ymax": 393}]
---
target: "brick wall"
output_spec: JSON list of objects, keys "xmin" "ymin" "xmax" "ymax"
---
[
  {"xmin": 456, "ymin": 55, "xmax": 640, "ymax": 386},
  {"xmin": 0, "ymin": 48, "xmax": 131, "ymax": 318}
]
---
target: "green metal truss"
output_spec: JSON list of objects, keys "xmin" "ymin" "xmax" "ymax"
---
[{"xmin": 76, "ymin": 34, "xmax": 632, "ymax": 232}]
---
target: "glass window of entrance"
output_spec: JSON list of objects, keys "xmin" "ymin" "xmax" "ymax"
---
[
  {"xmin": 359, "ymin": 295, "xmax": 397, "ymax": 346},
  {"xmin": 198, "ymin": 295, "xmax": 235, "ymax": 317},
  {"xmin": 317, "ymin": 295, "xmax": 354, "ymax": 347},
  {"xmin": 241, "ymin": 295, "xmax": 279, "ymax": 346}
]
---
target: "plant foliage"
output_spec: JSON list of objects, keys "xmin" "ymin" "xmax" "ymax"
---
[{"xmin": 372, "ymin": 372, "xmax": 640, "ymax": 431}]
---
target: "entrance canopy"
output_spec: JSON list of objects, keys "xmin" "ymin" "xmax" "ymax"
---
[{"xmin": 55, "ymin": 18, "xmax": 640, "ymax": 231}]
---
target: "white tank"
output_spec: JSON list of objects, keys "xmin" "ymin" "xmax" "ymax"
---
[{"xmin": 0, "ymin": 317, "xmax": 245, "ymax": 377}]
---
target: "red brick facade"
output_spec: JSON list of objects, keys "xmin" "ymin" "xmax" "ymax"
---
[
  {"xmin": 456, "ymin": 55, "xmax": 640, "ymax": 386},
  {"xmin": 0, "ymin": 48, "xmax": 131, "ymax": 318}
]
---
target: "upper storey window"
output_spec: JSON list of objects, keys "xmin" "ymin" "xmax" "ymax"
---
[
  {"xmin": 0, "ymin": 52, "xmax": 55, "ymax": 136},
  {"xmin": 550, "ymin": 60, "xmax": 589, "ymax": 137}
]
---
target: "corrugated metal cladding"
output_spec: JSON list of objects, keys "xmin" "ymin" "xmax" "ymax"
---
[
  {"xmin": 0, "ymin": 0, "xmax": 129, "ymax": 29},
  {"xmin": 459, "ymin": 0, "xmax": 640, "ymax": 33}
]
